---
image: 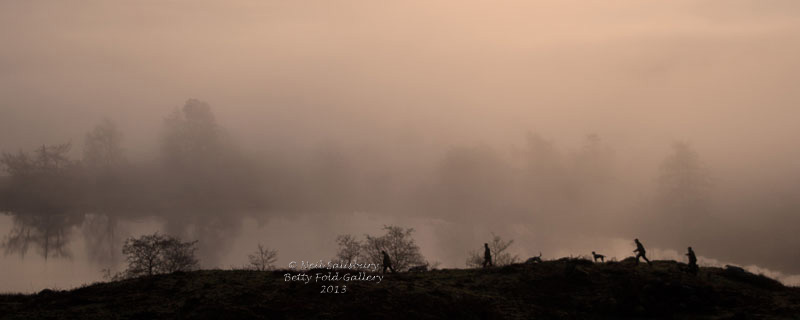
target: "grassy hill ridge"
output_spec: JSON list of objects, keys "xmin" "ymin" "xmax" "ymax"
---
[{"xmin": 2, "ymin": 258, "xmax": 799, "ymax": 319}]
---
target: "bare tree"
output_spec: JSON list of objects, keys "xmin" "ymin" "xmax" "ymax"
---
[
  {"xmin": 653, "ymin": 141, "xmax": 713, "ymax": 244},
  {"xmin": 82, "ymin": 120, "xmax": 127, "ymax": 266},
  {"xmin": 467, "ymin": 233, "xmax": 520, "ymax": 268},
  {"xmin": 363, "ymin": 225, "xmax": 425, "ymax": 272},
  {"xmin": 83, "ymin": 118, "xmax": 125, "ymax": 168},
  {"xmin": 121, "ymin": 233, "xmax": 165, "ymax": 277},
  {"xmin": 247, "ymin": 244, "xmax": 278, "ymax": 271},
  {"xmin": 335, "ymin": 234, "xmax": 362, "ymax": 263},
  {"xmin": 657, "ymin": 142, "xmax": 711, "ymax": 216},
  {"xmin": 157, "ymin": 99, "xmax": 262, "ymax": 265},
  {"xmin": 120, "ymin": 232, "xmax": 198, "ymax": 278},
  {"xmin": 161, "ymin": 237, "xmax": 199, "ymax": 273}
]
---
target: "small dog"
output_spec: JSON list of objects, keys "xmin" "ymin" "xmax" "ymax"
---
[
  {"xmin": 408, "ymin": 264, "xmax": 428, "ymax": 272},
  {"xmin": 525, "ymin": 252, "xmax": 543, "ymax": 264},
  {"xmin": 591, "ymin": 251, "xmax": 605, "ymax": 263}
]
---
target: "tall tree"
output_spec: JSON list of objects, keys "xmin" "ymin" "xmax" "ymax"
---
[
  {"xmin": 657, "ymin": 142, "xmax": 711, "ymax": 218},
  {"xmin": 82, "ymin": 118, "xmax": 127, "ymax": 265},
  {"xmin": 83, "ymin": 118, "xmax": 125, "ymax": 169},
  {"xmin": 157, "ymin": 99, "xmax": 259, "ymax": 265},
  {"xmin": 161, "ymin": 99, "xmax": 225, "ymax": 170},
  {"xmin": 654, "ymin": 142, "xmax": 712, "ymax": 243}
]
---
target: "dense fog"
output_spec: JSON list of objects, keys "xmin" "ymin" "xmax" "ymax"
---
[{"xmin": 2, "ymin": 0, "xmax": 800, "ymax": 291}]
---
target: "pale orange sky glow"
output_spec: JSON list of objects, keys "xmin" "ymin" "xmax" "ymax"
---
[{"xmin": 1, "ymin": 0, "xmax": 800, "ymax": 292}]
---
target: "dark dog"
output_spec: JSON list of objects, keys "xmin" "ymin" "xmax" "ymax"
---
[{"xmin": 525, "ymin": 252, "xmax": 543, "ymax": 264}]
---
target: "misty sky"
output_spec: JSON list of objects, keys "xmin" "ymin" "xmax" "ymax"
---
[{"xmin": 2, "ymin": 1, "xmax": 800, "ymax": 292}]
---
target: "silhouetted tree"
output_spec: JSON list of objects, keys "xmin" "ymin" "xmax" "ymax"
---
[
  {"xmin": 467, "ymin": 233, "xmax": 520, "ymax": 268},
  {"xmin": 247, "ymin": 244, "xmax": 278, "ymax": 271},
  {"xmin": 161, "ymin": 99, "xmax": 223, "ymax": 169},
  {"xmin": 335, "ymin": 234, "xmax": 363, "ymax": 263},
  {"xmin": 161, "ymin": 236, "xmax": 200, "ymax": 273},
  {"xmin": 82, "ymin": 119, "xmax": 127, "ymax": 265},
  {"xmin": 120, "ymin": 232, "xmax": 198, "ymax": 278},
  {"xmin": 363, "ymin": 225, "xmax": 424, "ymax": 272},
  {"xmin": 122, "ymin": 233, "xmax": 166, "ymax": 277},
  {"xmin": 657, "ymin": 142, "xmax": 711, "ymax": 216},
  {"xmin": 654, "ymin": 142, "xmax": 712, "ymax": 243},
  {"xmin": 157, "ymin": 99, "xmax": 261, "ymax": 265},
  {"xmin": 83, "ymin": 118, "xmax": 125, "ymax": 169}
]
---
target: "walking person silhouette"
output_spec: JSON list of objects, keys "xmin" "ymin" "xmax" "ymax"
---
[
  {"xmin": 686, "ymin": 246, "xmax": 698, "ymax": 274},
  {"xmin": 382, "ymin": 250, "xmax": 396, "ymax": 274},
  {"xmin": 633, "ymin": 238, "xmax": 652, "ymax": 265},
  {"xmin": 483, "ymin": 243, "xmax": 493, "ymax": 268}
]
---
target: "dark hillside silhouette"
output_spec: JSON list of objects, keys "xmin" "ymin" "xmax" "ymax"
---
[{"xmin": 2, "ymin": 260, "xmax": 798, "ymax": 319}]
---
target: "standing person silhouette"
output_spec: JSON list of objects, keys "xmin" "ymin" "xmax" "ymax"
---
[
  {"xmin": 381, "ymin": 250, "xmax": 396, "ymax": 274},
  {"xmin": 483, "ymin": 243, "xmax": 493, "ymax": 268},
  {"xmin": 686, "ymin": 246, "xmax": 698, "ymax": 274},
  {"xmin": 633, "ymin": 238, "xmax": 652, "ymax": 265}
]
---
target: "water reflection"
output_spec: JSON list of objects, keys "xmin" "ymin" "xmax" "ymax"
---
[{"xmin": 3, "ymin": 213, "xmax": 74, "ymax": 260}]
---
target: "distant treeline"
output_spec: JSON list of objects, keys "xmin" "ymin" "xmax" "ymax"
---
[{"xmin": 0, "ymin": 99, "xmax": 714, "ymax": 268}]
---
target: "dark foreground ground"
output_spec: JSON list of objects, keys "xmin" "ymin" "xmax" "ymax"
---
[{"xmin": 2, "ymin": 258, "xmax": 799, "ymax": 319}]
